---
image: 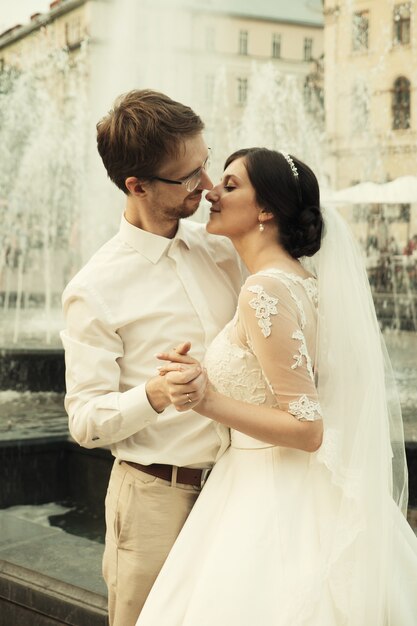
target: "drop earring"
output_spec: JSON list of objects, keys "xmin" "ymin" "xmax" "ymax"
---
[{"xmin": 259, "ymin": 222, "xmax": 265, "ymax": 232}]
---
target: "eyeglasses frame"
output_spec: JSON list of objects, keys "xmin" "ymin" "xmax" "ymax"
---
[{"xmin": 147, "ymin": 149, "xmax": 211, "ymax": 193}]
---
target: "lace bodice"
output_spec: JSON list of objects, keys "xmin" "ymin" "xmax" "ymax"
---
[{"xmin": 204, "ymin": 269, "xmax": 322, "ymax": 447}]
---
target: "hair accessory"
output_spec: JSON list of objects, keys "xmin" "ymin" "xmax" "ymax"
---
[
  {"xmin": 280, "ymin": 151, "xmax": 302, "ymax": 204},
  {"xmin": 280, "ymin": 152, "xmax": 299, "ymax": 178}
]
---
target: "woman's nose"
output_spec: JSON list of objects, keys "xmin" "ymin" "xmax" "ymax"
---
[
  {"xmin": 205, "ymin": 186, "xmax": 218, "ymax": 202},
  {"xmin": 206, "ymin": 182, "xmax": 223, "ymax": 202}
]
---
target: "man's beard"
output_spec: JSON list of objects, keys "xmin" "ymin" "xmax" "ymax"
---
[{"xmin": 159, "ymin": 194, "xmax": 202, "ymax": 220}]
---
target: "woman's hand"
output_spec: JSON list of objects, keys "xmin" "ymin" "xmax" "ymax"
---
[
  {"xmin": 160, "ymin": 363, "xmax": 209, "ymax": 412},
  {"xmin": 156, "ymin": 342, "xmax": 208, "ymax": 412}
]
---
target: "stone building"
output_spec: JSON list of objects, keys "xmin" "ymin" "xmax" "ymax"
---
[
  {"xmin": 324, "ymin": 0, "xmax": 417, "ymax": 312},
  {"xmin": 0, "ymin": 0, "xmax": 324, "ymax": 136},
  {"xmin": 0, "ymin": 0, "xmax": 324, "ymax": 334},
  {"xmin": 324, "ymin": 0, "xmax": 417, "ymax": 188}
]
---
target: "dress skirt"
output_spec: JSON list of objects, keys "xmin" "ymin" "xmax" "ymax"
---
[{"xmin": 136, "ymin": 439, "xmax": 417, "ymax": 626}]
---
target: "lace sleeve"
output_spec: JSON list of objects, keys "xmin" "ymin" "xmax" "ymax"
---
[{"xmin": 237, "ymin": 274, "xmax": 322, "ymax": 422}]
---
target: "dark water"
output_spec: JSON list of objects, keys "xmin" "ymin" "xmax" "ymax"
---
[
  {"xmin": 49, "ymin": 500, "xmax": 105, "ymax": 543},
  {"xmin": 0, "ymin": 390, "xmax": 67, "ymax": 439},
  {"xmin": 2, "ymin": 501, "xmax": 105, "ymax": 544}
]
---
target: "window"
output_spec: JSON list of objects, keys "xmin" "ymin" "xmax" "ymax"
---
[
  {"xmin": 65, "ymin": 17, "xmax": 82, "ymax": 47},
  {"xmin": 303, "ymin": 74, "xmax": 324, "ymax": 123},
  {"xmin": 393, "ymin": 4, "xmax": 411, "ymax": 45},
  {"xmin": 351, "ymin": 83, "xmax": 370, "ymax": 133},
  {"xmin": 237, "ymin": 77, "xmax": 248, "ymax": 106},
  {"xmin": 304, "ymin": 38, "xmax": 313, "ymax": 61},
  {"xmin": 205, "ymin": 26, "xmax": 215, "ymax": 52},
  {"xmin": 392, "ymin": 76, "xmax": 411, "ymax": 129},
  {"xmin": 352, "ymin": 11, "xmax": 369, "ymax": 51},
  {"xmin": 272, "ymin": 34, "xmax": 281, "ymax": 59},
  {"xmin": 239, "ymin": 30, "xmax": 248, "ymax": 55}
]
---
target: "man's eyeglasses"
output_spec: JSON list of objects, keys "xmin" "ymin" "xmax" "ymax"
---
[{"xmin": 148, "ymin": 149, "xmax": 211, "ymax": 193}]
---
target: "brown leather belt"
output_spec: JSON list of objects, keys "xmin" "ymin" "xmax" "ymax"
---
[{"xmin": 123, "ymin": 461, "xmax": 208, "ymax": 487}]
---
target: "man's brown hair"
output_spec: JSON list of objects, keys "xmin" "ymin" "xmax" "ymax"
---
[{"xmin": 96, "ymin": 89, "xmax": 204, "ymax": 194}]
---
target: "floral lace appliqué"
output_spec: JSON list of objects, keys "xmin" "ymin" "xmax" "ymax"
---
[
  {"xmin": 257, "ymin": 269, "xmax": 319, "ymax": 329},
  {"xmin": 247, "ymin": 285, "xmax": 278, "ymax": 338},
  {"xmin": 289, "ymin": 395, "xmax": 322, "ymax": 421},
  {"xmin": 291, "ymin": 330, "xmax": 314, "ymax": 382}
]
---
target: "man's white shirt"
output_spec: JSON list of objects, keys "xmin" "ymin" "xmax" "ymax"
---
[{"xmin": 61, "ymin": 215, "xmax": 243, "ymax": 468}]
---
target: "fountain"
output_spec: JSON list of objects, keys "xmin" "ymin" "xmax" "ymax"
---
[{"xmin": 0, "ymin": 0, "xmax": 416, "ymax": 622}]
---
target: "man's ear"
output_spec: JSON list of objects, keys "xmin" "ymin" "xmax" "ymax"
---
[{"xmin": 125, "ymin": 177, "xmax": 148, "ymax": 196}]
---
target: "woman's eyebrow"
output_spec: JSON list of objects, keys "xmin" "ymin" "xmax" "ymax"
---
[{"xmin": 222, "ymin": 174, "xmax": 241, "ymax": 183}]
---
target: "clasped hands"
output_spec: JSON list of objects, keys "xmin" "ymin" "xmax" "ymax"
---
[{"xmin": 155, "ymin": 341, "xmax": 209, "ymax": 412}]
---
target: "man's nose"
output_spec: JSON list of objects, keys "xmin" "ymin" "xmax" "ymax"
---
[{"xmin": 200, "ymin": 169, "xmax": 213, "ymax": 190}]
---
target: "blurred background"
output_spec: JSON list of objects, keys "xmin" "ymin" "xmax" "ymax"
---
[
  {"xmin": 0, "ymin": 2, "xmax": 416, "ymax": 623},
  {"xmin": 0, "ymin": 0, "xmax": 416, "ymax": 343},
  {"xmin": 0, "ymin": 0, "xmax": 416, "ymax": 432}
]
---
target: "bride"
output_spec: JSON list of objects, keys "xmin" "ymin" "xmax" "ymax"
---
[{"xmin": 136, "ymin": 148, "xmax": 417, "ymax": 625}]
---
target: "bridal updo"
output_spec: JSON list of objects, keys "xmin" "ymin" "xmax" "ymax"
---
[{"xmin": 224, "ymin": 148, "xmax": 323, "ymax": 258}]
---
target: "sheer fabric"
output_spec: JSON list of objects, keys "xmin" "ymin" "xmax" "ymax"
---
[
  {"xmin": 302, "ymin": 206, "xmax": 411, "ymax": 623},
  {"xmin": 235, "ymin": 270, "xmax": 322, "ymax": 423}
]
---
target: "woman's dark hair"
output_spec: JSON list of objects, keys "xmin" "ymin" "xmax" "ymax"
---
[{"xmin": 224, "ymin": 148, "xmax": 323, "ymax": 258}]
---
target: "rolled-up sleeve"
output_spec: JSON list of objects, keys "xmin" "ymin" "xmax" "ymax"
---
[{"xmin": 61, "ymin": 284, "xmax": 159, "ymax": 448}]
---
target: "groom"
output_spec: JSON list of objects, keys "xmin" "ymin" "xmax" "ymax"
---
[{"xmin": 61, "ymin": 89, "xmax": 243, "ymax": 626}]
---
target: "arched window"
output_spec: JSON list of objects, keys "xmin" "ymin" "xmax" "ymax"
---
[{"xmin": 392, "ymin": 76, "xmax": 411, "ymax": 129}]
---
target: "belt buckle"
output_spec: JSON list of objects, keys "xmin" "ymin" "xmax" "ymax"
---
[{"xmin": 200, "ymin": 468, "xmax": 211, "ymax": 488}]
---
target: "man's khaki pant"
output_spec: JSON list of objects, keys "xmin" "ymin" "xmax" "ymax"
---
[{"xmin": 102, "ymin": 460, "xmax": 200, "ymax": 626}]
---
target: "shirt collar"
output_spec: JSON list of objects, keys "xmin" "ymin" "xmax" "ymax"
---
[{"xmin": 118, "ymin": 214, "xmax": 191, "ymax": 263}]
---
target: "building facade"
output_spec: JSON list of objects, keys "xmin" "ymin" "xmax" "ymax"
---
[
  {"xmin": 0, "ymin": 0, "xmax": 324, "ymax": 134},
  {"xmin": 324, "ymin": 0, "xmax": 417, "ymax": 188},
  {"xmin": 324, "ymin": 0, "xmax": 417, "ymax": 321},
  {"xmin": 0, "ymin": 0, "xmax": 324, "ymax": 332},
  {"xmin": 0, "ymin": 0, "xmax": 92, "ymax": 70},
  {"xmin": 188, "ymin": 2, "xmax": 324, "ymax": 115}
]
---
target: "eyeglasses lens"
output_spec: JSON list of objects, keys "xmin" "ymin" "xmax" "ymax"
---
[{"xmin": 185, "ymin": 153, "xmax": 211, "ymax": 193}]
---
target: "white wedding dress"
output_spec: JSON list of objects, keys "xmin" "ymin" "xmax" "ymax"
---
[{"xmin": 136, "ymin": 269, "xmax": 417, "ymax": 626}]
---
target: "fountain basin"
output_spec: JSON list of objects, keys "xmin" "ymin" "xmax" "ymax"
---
[
  {"xmin": 0, "ymin": 436, "xmax": 112, "ymax": 625},
  {"xmin": 0, "ymin": 332, "xmax": 415, "ymax": 623},
  {"xmin": 0, "ymin": 562, "xmax": 107, "ymax": 626},
  {"xmin": 0, "ymin": 348, "xmax": 65, "ymax": 393},
  {"xmin": 0, "ymin": 433, "xmax": 416, "ymax": 626}
]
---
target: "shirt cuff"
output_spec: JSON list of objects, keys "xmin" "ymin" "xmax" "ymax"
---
[{"xmin": 118, "ymin": 384, "xmax": 160, "ymax": 431}]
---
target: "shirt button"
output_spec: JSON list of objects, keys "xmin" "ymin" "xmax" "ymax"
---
[{"xmin": 144, "ymin": 420, "xmax": 151, "ymax": 426}]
